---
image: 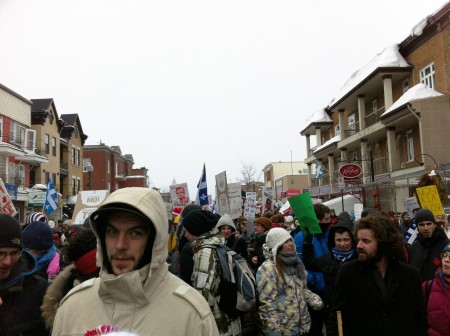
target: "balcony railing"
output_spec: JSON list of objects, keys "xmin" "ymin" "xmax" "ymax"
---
[
  {"xmin": 364, "ymin": 107, "xmax": 385, "ymax": 128},
  {"xmin": 344, "ymin": 121, "xmax": 359, "ymax": 137},
  {"xmin": 0, "ymin": 135, "xmax": 23, "ymax": 149}
]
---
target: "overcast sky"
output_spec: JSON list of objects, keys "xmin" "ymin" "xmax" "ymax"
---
[{"xmin": 0, "ymin": 0, "xmax": 447, "ymax": 198}]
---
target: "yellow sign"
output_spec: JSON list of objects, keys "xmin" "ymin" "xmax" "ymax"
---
[{"xmin": 416, "ymin": 185, "xmax": 445, "ymax": 216}]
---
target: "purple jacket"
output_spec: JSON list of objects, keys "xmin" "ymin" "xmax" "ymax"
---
[{"xmin": 423, "ymin": 271, "xmax": 450, "ymax": 336}]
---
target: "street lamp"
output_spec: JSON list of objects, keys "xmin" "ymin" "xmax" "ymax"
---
[
  {"xmin": 414, "ymin": 153, "xmax": 438, "ymax": 170},
  {"xmin": 86, "ymin": 164, "xmax": 94, "ymax": 190}
]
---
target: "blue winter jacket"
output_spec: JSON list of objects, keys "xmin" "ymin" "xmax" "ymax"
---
[{"xmin": 294, "ymin": 230, "xmax": 330, "ymax": 295}]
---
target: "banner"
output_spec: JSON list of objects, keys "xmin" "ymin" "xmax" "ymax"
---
[
  {"xmin": 43, "ymin": 180, "xmax": 59, "ymax": 215},
  {"xmin": 196, "ymin": 164, "xmax": 209, "ymax": 206},
  {"xmin": 244, "ymin": 192, "xmax": 257, "ymax": 218},
  {"xmin": 261, "ymin": 186, "xmax": 273, "ymax": 213},
  {"xmin": 0, "ymin": 179, "xmax": 17, "ymax": 216},
  {"xmin": 72, "ymin": 190, "xmax": 110, "ymax": 224},
  {"xmin": 228, "ymin": 182, "xmax": 242, "ymax": 219},
  {"xmin": 416, "ymin": 185, "xmax": 445, "ymax": 216},
  {"xmin": 215, "ymin": 171, "xmax": 230, "ymax": 215},
  {"xmin": 170, "ymin": 182, "xmax": 190, "ymax": 208}
]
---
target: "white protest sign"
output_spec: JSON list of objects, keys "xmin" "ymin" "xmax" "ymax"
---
[
  {"xmin": 0, "ymin": 179, "xmax": 17, "ymax": 216},
  {"xmin": 261, "ymin": 186, "xmax": 274, "ymax": 212},
  {"xmin": 402, "ymin": 197, "xmax": 420, "ymax": 217},
  {"xmin": 72, "ymin": 190, "xmax": 109, "ymax": 224},
  {"xmin": 354, "ymin": 203, "xmax": 364, "ymax": 220},
  {"xmin": 244, "ymin": 192, "xmax": 257, "ymax": 218},
  {"xmin": 228, "ymin": 183, "xmax": 242, "ymax": 219}
]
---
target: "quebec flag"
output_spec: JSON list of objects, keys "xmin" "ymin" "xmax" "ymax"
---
[
  {"xmin": 315, "ymin": 162, "xmax": 324, "ymax": 180},
  {"xmin": 43, "ymin": 180, "xmax": 58, "ymax": 215},
  {"xmin": 196, "ymin": 164, "xmax": 209, "ymax": 206},
  {"xmin": 405, "ymin": 221, "xmax": 418, "ymax": 245}
]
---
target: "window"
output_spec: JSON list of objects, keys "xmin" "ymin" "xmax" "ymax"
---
[
  {"xmin": 25, "ymin": 129, "xmax": 36, "ymax": 152},
  {"xmin": 420, "ymin": 63, "xmax": 435, "ymax": 90},
  {"xmin": 52, "ymin": 137, "xmax": 56, "ymax": 156},
  {"xmin": 107, "ymin": 160, "xmax": 110, "ymax": 173},
  {"xmin": 8, "ymin": 162, "xmax": 15, "ymax": 183},
  {"xmin": 45, "ymin": 172, "xmax": 50, "ymax": 184},
  {"xmin": 17, "ymin": 164, "xmax": 25, "ymax": 186},
  {"xmin": 372, "ymin": 100, "xmax": 378, "ymax": 113},
  {"xmin": 115, "ymin": 162, "xmax": 118, "ymax": 175},
  {"xmin": 83, "ymin": 158, "xmax": 92, "ymax": 172},
  {"xmin": 76, "ymin": 148, "xmax": 80, "ymax": 166},
  {"xmin": 407, "ymin": 131, "xmax": 414, "ymax": 162},
  {"xmin": 77, "ymin": 178, "xmax": 81, "ymax": 193},
  {"xmin": 335, "ymin": 124, "xmax": 340, "ymax": 136},
  {"xmin": 10, "ymin": 122, "xmax": 25, "ymax": 147},
  {"xmin": 52, "ymin": 173, "xmax": 57, "ymax": 184},
  {"xmin": 45, "ymin": 134, "xmax": 50, "ymax": 154},
  {"xmin": 348, "ymin": 114, "xmax": 356, "ymax": 130},
  {"xmin": 402, "ymin": 80, "xmax": 409, "ymax": 93},
  {"xmin": 72, "ymin": 146, "xmax": 76, "ymax": 165},
  {"xmin": 72, "ymin": 177, "xmax": 76, "ymax": 195},
  {"xmin": 0, "ymin": 116, "xmax": 3, "ymax": 138}
]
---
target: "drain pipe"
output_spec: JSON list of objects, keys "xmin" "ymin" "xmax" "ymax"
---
[{"xmin": 407, "ymin": 104, "xmax": 425, "ymax": 159}]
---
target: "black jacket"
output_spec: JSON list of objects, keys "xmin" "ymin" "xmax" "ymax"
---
[
  {"xmin": 0, "ymin": 250, "xmax": 49, "ymax": 336},
  {"xmin": 225, "ymin": 234, "xmax": 248, "ymax": 260},
  {"xmin": 326, "ymin": 258, "xmax": 427, "ymax": 336},
  {"xmin": 407, "ymin": 226, "xmax": 449, "ymax": 281}
]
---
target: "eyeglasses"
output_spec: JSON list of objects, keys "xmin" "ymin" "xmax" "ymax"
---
[
  {"xmin": 442, "ymin": 253, "xmax": 450, "ymax": 260},
  {"xmin": 0, "ymin": 249, "xmax": 22, "ymax": 261}
]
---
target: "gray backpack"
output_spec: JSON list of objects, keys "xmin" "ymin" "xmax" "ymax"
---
[{"xmin": 203, "ymin": 244, "xmax": 256, "ymax": 318}]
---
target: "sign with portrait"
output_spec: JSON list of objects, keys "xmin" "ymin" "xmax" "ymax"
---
[
  {"xmin": 170, "ymin": 182, "xmax": 190, "ymax": 208},
  {"xmin": 215, "ymin": 171, "xmax": 230, "ymax": 215}
]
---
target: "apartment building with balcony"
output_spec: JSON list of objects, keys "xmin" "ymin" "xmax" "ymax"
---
[
  {"xmin": 60, "ymin": 113, "xmax": 88, "ymax": 200},
  {"xmin": 300, "ymin": 3, "xmax": 450, "ymax": 212},
  {"xmin": 82, "ymin": 143, "xmax": 149, "ymax": 192},
  {"xmin": 0, "ymin": 84, "xmax": 48, "ymax": 221}
]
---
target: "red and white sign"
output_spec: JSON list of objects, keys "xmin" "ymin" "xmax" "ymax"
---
[
  {"xmin": 0, "ymin": 178, "xmax": 17, "ymax": 216},
  {"xmin": 339, "ymin": 164, "xmax": 362, "ymax": 178}
]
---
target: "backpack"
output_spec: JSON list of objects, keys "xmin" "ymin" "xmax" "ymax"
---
[{"xmin": 203, "ymin": 244, "xmax": 257, "ymax": 318}]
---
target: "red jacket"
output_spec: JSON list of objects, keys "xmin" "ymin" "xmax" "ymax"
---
[{"xmin": 423, "ymin": 271, "xmax": 450, "ymax": 336}]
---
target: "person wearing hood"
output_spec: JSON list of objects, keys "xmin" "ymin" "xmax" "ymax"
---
[
  {"xmin": 22, "ymin": 220, "xmax": 61, "ymax": 281},
  {"xmin": 302, "ymin": 218, "xmax": 357, "ymax": 328},
  {"xmin": 423, "ymin": 242, "xmax": 450, "ymax": 336},
  {"xmin": 185, "ymin": 209, "xmax": 241, "ymax": 336},
  {"xmin": 52, "ymin": 187, "xmax": 219, "ymax": 336},
  {"xmin": 0, "ymin": 214, "xmax": 49, "ymax": 336},
  {"xmin": 216, "ymin": 214, "xmax": 248, "ymax": 260},
  {"xmin": 257, "ymin": 228, "xmax": 323, "ymax": 336},
  {"xmin": 407, "ymin": 208, "xmax": 450, "ymax": 281}
]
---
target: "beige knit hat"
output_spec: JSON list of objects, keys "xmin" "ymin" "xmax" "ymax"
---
[{"xmin": 216, "ymin": 214, "xmax": 236, "ymax": 231}]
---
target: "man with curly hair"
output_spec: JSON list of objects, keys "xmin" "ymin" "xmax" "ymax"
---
[{"xmin": 326, "ymin": 213, "xmax": 427, "ymax": 336}]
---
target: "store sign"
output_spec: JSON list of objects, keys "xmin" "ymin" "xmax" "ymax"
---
[
  {"xmin": 339, "ymin": 164, "xmax": 362, "ymax": 178},
  {"xmin": 28, "ymin": 191, "xmax": 46, "ymax": 207}
]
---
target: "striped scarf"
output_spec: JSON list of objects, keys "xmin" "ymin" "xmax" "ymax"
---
[{"xmin": 332, "ymin": 247, "xmax": 355, "ymax": 263}]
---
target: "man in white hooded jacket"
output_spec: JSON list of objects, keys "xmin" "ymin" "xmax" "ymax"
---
[{"xmin": 52, "ymin": 188, "xmax": 219, "ymax": 336}]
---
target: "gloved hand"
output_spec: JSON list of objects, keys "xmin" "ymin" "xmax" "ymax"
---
[
  {"xmin": 304, "ymin": 288, "xmax": 324, "ymax": 310},
  {"xmin": 303, "ymin": 226, "xmax": 312, "ymax": 243}
]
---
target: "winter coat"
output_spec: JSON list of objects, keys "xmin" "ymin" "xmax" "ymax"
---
[
  {"xmin": 0, "ymin": 250, "xmax": 49, "ymax": 336},
  {"xmin": 192, "ymin": 233, "xmax": 242, "ymax": 336},
  {"xmin": 326, "ymin": 258, "xmax": 428, "ymax": 336},
  {"xmin": 52, "ymin": 188, "xmax": 219, "ymax": 336},
  {"xmin": 256, "ymin": 257, "xmax": 311, "ymax": 336},
  {"xmin": 225, "ymin": 233, "xmax": 248, "ymax": 260},
  {"xmin": 248, "ymin": 233, "xmax": 267, "ymax": 273},
  {"xmin": 302, "ymin": 220, "xmax": 357, "ymax": 309},
  {"xmin": 41, "ymin": 264, "xmax": 100, "ymax": 330},
  {"xmin": 423, "ymin": 271, "xmax": 450, "ymax": 336},
  {"xmin": 408, "ymin": 226, "xmax": 450, "ymax": 281},
  {"xmin": 294, "ymin": 229, "xmax": 330, "ymax": 295},
  {"xmin": 179, "ymin": 242, "xmax": 194, "ymax": 285}
]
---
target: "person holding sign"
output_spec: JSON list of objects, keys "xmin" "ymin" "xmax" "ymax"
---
[
  {"xmin": 326, "ymin": 213, "xmax": 427, "ymax": 336},
  {"xmin": 292, "ymin": 202, "xmax": 331, "ymax": 336},
  {"xmin": 407, "ymin": 208, "xmax": 450, "ymax": 281}
]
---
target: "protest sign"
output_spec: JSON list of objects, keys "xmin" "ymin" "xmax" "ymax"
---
[
  {"xmin": 288, "ymin": 192, "xmax": 321, "ymax": 234},
  {"xmin": 402, "ymin": 197, "xmax": 420, "ymax": 217},
  {"xmin": 72, "ymin": 190, "xmax": 109, "ymax": 224},
  {"xmin": 0, "ymin": 179, "xmax": 17, "ymax": 216},
  {"xmin": 416, "ymin": 185, "xmax": 445, "ymax": 216}
]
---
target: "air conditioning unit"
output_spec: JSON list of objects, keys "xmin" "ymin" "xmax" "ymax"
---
[{"xmin": 400, "ymin": 162, "xmax": 406, "ymax": 168}]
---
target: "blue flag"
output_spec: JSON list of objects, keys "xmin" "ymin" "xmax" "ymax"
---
[
  {"xmin": 43, "ymin": 180, "xmax": 58, "ymax": 215},
  {"xmin": 196, "ymin": 164, "xmax": 209, "ymax": 206},
  {"xmin": 315, "ymin": 162, "xmax": 324, "ymax": 180},
  {"xmin": 405, "ymin": 221, "xmax": 418, "ymax": 245}
]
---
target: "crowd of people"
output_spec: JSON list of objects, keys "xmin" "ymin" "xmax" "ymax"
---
[{"xmin": 1, "ymin": 188, "xmax": 450, "ymax": 335}]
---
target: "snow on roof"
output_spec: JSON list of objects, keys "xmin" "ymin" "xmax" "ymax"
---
[
  {"xmin": 313, "ymin": 134, "xmax": 341, "ymax": 153},
  {"xmin": 411, "ymin": 16, "xmax": 430, "ymax": 36},
  {"xmin": 329, "ymin": 44, "xmax": 410, "ymax": 108},
  {"xmin": 301, "ymin": 108, "xmax": 332, "ymax": 131},
  {"xmin": 381, "ymin": 83, "xmax": 444, "ymax": 117}
]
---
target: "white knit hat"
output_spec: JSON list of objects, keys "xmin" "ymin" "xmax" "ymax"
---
[
  {"xmin": 285, "ymin": 215, "xmax": 294, "ymax": 223},
  {"xmin": 216, "ymin": 214, "xmax": 236, "ymax": 231},
  {"xmin": 265, "ymin": 228, "xmax": 292, "ymax": 263}
]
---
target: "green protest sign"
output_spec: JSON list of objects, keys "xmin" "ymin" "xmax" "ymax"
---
[{"xmin": 288, "ymin": 192, "xmax": 321, "ymax": 234}]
